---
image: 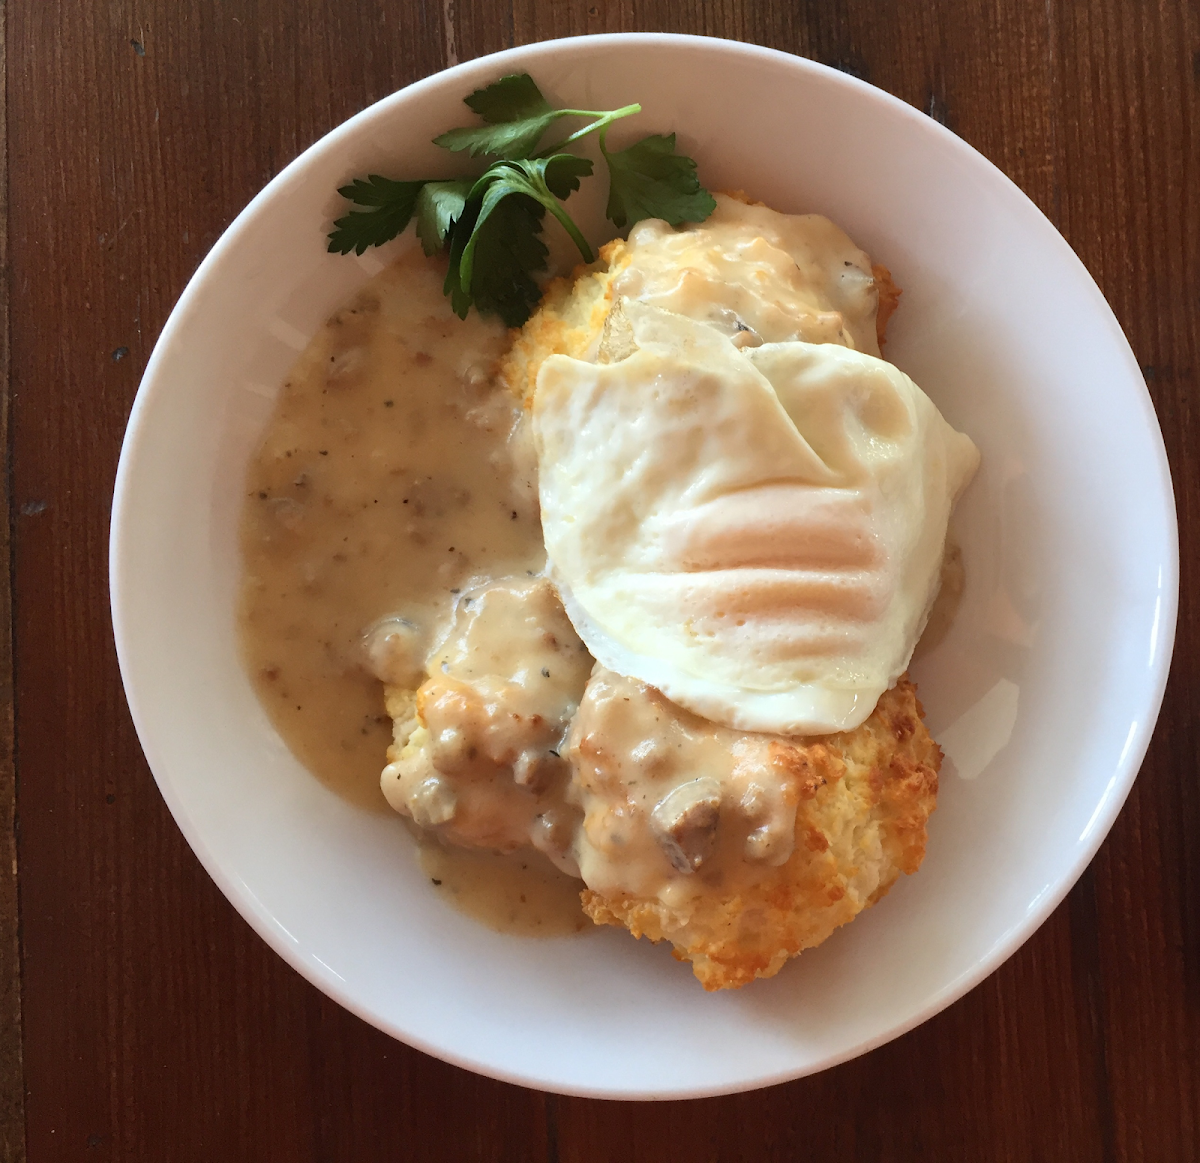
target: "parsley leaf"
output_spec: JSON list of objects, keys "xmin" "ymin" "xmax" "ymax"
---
[
  {"xmin": 434, "ymin": 73, "xmax": 642, "ymax": 161},
  {"xmin": 446, "ymin": 192, "xmax": 548, "ymax": 327},
  {"xmin": 542, "ymin": 153, "xmax": 594, "ymax": 199},
  {"xmin": 460, "ymin": 157, "xmax": 596, "ymax": 294},
  {"xmin": 601, "ymin": 132, "xmax": 717, "ymax": 229},
  {"xmin": 442, "ymin": 198, "xmax": 478, "ymax": 319},
  {"xmin": 327, "ymin": 176, "xmax": 427, "ymax": 255},
  {"xmin": 414, "ymin": 179, "xmax": 473, "ymax": 255},
  {"xmin": 448, "ymin": 155, "xmax": 596, "ymax": 326},
  {"xmin": 435, "ymin": 74, "xmax": 564, "ymax": 159},
  {"xmin": 465, "ymin": 73, "xmax": 552, "ymax": 123}
]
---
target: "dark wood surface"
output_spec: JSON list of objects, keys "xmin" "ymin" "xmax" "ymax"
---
[{"xmin": 4, "ymin": 1, "xmax": 1198, "ymax": 1159}]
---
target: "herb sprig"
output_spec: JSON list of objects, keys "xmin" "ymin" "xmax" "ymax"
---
[{"xmin": 328, "ymin": 74, "xmax": 716, "ymax": 326}]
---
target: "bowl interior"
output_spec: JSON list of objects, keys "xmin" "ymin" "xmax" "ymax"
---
[{"xmin": 111, "ymin": 34, "xmax": 1176, "ymax": 1098}]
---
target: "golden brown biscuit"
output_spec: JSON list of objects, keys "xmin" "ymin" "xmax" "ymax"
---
[
  {"xmin": 499, "ymin": 238, "xmax": 631, "ymax": 402},
  {"xmin": 576, "ymin": 675, "xmax": 940, "ymax": 990},
  {"xmin": 498, "ymin": 195, "xmax": 900, "ymax": 402}
]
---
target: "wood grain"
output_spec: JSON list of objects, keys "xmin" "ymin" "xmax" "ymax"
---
[
  {"xmin": 7, "ymin": 1, "xmax": 1198, "ymax": 1160},
  {"xmin": 0, "ymin": 3, "xmax": 23, "ymax": 1161}
]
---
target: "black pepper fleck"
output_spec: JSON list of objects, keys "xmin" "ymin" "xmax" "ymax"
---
[{"xmin": 431, "ymin": 878, "xmax": 443, "ymax": 886}]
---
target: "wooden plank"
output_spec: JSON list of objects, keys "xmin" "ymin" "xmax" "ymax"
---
[
  {"xmin": 8, "ymin": 0, "xmax": 1198, "ymax": 1159},
  {"xmin": 0, "ymin": 2, "xmax": 24, "ymax": 1159}
]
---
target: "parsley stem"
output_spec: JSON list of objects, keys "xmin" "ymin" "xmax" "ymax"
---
[
  {"xmin": 541, "ymin": 197, "xmax": 596, "ymax": 265},
  {"xmin": 534, "ymin": 103, "xmax": 642, "ymax": 159}
]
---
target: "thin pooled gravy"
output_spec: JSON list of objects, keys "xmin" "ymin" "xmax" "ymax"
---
[
  {"xmin": 239, "ymin": 251, "xmax": 540, "ymax": 808},
  {"xmin": 417, "ymin": 835, "xmax": 591, "ymax": 937},
  {"xmin": 238, "ymin": 250, "xmax": 577, "ymax": 934}
]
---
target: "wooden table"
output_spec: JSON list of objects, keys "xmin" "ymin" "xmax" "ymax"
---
[{"xmin": 3, "ymin": 2, "xmax": 1197, "ymax": 1159}]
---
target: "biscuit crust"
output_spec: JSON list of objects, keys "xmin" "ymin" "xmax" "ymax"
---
[{"xmin": 580, "ymin": 676, "xmax": 940, "ymax": 990}]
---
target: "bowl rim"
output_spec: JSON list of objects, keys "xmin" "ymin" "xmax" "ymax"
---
[{"xmin": 110, "ymin": 31, "xmax": 1179, "ymax": 1098}]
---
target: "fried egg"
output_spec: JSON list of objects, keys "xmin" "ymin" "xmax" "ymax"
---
[{"xmin": 533, "ymin": 302, "xmax": 979, "ymax": 735}]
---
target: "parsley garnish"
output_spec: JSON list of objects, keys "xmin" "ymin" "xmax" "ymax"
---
[
  {"xmin": 600, "ymin": 132, "xmax": 716, "ymax": 229},
  {"xmin": 414, "ymin": 179, "xmax": 473, "ymax": 255},
  {"xmin": 329, "ymin": 177, "xmax": 426, "ymax": 255},
  {"xmin": 327, "ymin": 74, "xmax": 716, "ymax": 326}
]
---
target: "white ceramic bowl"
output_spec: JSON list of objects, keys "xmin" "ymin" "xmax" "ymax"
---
[{"xmin": 110, "ymin": 34, "xmax": 1177, "ymax": 1098}]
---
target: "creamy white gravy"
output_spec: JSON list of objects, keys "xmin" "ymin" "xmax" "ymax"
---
[
  {"xmin": 568, "ymin": 667, "xmax": 807, "ymax": 905},
  {"xmin": 613, "ymin": 194, "xmax": 882, "ymax": 355},
  {"xmin": 237, "ymin": 250, "xmax": 580, "ymax": 933},
  {"xmin": 417, "ymin": 835, "xmax": 591, "ymax": 937},
  {"xmin": 239, "ymin": 250, "xmax": 540, "ymax": 808},
  {"xmin": 380, "ymin": 577, "xmax": 591, "ymax": 874}
]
